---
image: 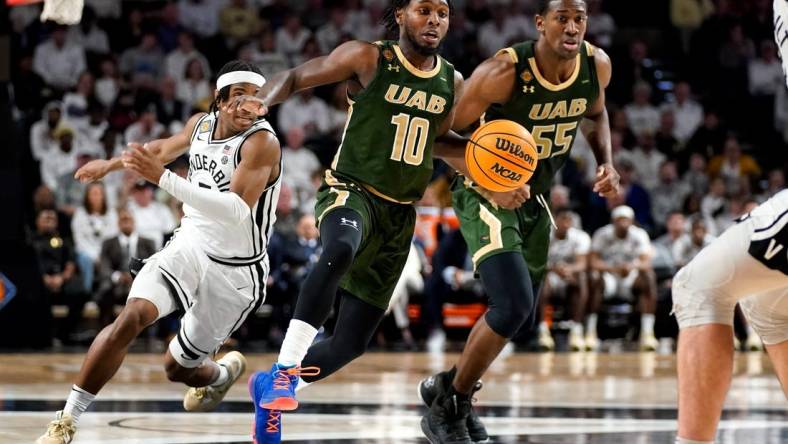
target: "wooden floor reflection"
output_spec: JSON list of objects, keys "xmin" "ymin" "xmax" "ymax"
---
[{"xmin": 1, "ymin": 352, "xmax": 785, "ymax": 443}]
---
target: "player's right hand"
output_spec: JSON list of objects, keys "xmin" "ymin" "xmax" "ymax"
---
[
  {"xmin": 225, "ymin": 95, "xmax": 268, "ymax": 119},
  {"xmin": 487, "ymin": 184, "xmax": 531, "ymax": 209},
  {"xmin": 75, "ymin": 159, "xmax": 110, "ymax": 183}
]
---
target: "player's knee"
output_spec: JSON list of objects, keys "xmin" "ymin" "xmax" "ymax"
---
[
  {"xmin": 108, "ymin": 301, "xmax": 151, "ymax": 344},
  {"xmin": 486, "ymin": 286, "xmax": 534, "ymax": 338},
  {"xmin": 321, "ymin": 237, "xmax": 356, "ymax": 271}
]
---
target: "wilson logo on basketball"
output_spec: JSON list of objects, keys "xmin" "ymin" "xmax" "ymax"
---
[
  {"xmin": 490, "ymin": 162, "xmax": 523, "ymax": 182},
  {"xmin": 494, "ymin": 138, "xmax": 535, "ymax": 166}
]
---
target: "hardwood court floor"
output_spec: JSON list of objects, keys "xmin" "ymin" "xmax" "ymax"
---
[{"xmin": 1, "ymin": 352, "xmax": 786, "ymax": 443}]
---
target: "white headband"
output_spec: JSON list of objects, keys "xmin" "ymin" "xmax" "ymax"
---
[{"xmin": 216, "ymin": 71, "xmax": 266, "ymax": 90}]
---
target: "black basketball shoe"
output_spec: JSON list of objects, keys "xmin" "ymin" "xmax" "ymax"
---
[
  {"xmin": 421, "ymin": 390, "xmax": 473, "ymax": 444},
  {"xmin": 418, "ymin": 367, "xmax": 490, "ymax": 443}
]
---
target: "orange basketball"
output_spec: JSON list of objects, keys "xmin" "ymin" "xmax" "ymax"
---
[{"xmin": 465, "ymin": 119, "xmax": 538, "ymax": 192}]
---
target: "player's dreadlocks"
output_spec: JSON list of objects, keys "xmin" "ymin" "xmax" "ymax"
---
[
  {"xmin": 210, "ymin": 60, "xmax": 264, "ymax": 114},
  {"xmin": 381, "ymin": 0, "xmax": 454, "ymax": 36}
]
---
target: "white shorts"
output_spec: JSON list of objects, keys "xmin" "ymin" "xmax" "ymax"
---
[
  {"xmin": 602, "ymin": 269, "xmax": 639, "ymax": 300},
  {"xmin": 672, "ymin": 219, "xmax": 788, "ymax": 343},
  {"xmin": 128, "ymin": 232, "xmax": 268, "ymax": 367}
]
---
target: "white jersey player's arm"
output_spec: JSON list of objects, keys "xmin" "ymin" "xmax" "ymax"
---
[
  {"xmin": 75, "ymin": 113, "xmax": 204, "ymax": 183},
  {"xmin": 126, "ymin": 130, "xmax": 280, "ymax": 225}
]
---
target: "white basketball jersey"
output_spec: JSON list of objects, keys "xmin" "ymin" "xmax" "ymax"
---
[{"xmin": 179, "ymin": 113, "xmax": 281, "ymax": 266}]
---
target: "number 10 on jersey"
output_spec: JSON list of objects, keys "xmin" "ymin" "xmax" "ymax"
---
[{"xmin": 390, "ymin": 113, "xmax": 429, "ymax": 166}]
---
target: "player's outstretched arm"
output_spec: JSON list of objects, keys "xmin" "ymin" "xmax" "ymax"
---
[
  {"xmin": 124, "ymin": 128, "xmax": 280, "ymax": 226},
  {"xmin": 579, "ymin": 48, "xmax": 619, "ymax": 199},
  {"xmin": 231, "ymin": 41, "xmax": 380, "ymax": 117},
  {"xmin": 451, "ymin": 51, "xmax": 516, "ymax": 132},
  {"xmin": 75, "ymin": 113, "xmax": 203, "ymax": 183}
]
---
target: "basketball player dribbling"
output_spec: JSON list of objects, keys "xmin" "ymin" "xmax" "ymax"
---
[
  {"xmin": 228, "ymin": 1, "xmax": 462, "ymax": 442},
  {"xmin": 36, "ymin": 61, "xmax": 282, "ymax": 444},
  {"xmin": 673, "ymin": 3, "xmax": 788, "ymax": 442},
  {"xmin": 421, "ymin": 1, "xmax": 619, "ymax": 441}
]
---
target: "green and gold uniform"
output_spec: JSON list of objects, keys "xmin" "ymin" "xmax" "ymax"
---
[
  {"xmin": 454, "ymin": 40, "xmax": 600, "ymax": 284},
  {"xmin": 315, "ymin": 40, "xmax": 454, "ymax": 309}
]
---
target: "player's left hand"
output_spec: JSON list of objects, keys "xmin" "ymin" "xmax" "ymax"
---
[
  {"xmin": 487, "ymin": 184, "xmax": 531, "ymax": 209},
  {"xmin": 593, "ymin": 164, "xmax": 620, "ymax": 199},
  {"xmin": 122, "ymin": 143, "xmax": 166, "ymax": 185}
]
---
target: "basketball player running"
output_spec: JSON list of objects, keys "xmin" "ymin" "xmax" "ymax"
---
[
  {"xmin": 421, "ymin": 1, "xmax": 619, "ymax": 441},
  {"xmin": 673, "ymin": 3, "xmax": 788, "ymax": 442},
  {"xmin": 229, "ymin": 1, "xmax": 461, "ymax": 442},
  {"xmin": 36, "ymin": 61, "xmax": 282, "ymax": 444}
]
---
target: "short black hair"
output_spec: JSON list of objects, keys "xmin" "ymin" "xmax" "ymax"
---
[
  {"xmin": 537, "ymin": 0, "xmax": 587, "ymax": 15},
  {"xmin": 210, "ymin": 60, "xmax": 264, "ymax": 113},
  {"xmin": 381, "ymin": 0, "xmax": 454, "ymax": 36}
]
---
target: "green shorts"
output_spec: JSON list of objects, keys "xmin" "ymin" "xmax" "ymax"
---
[
  {"xmin": 314, "ymin": 171, "xmax": 416, "ymax": 310},
  {"xmin": 451, "ymin": 177, "xmax": 551, "ymax": 285}
]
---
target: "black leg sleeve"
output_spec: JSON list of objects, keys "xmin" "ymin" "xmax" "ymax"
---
[
  {"xmin": 292, "ymin": 208, "xmax": 363, "ymax": 329},
  {"xmin": 300, "ymin": 290, "xmax": 385, "ymax": 383},
  {"xmin": 478, "ymin": 252, "xmax": 537, "ymax": 339}
]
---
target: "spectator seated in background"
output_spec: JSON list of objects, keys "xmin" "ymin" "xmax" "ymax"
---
[
  {"xmin": 32, "ymin": 24, "xmax": 86, "ymax": 93},
  {"xmin": 651, "ymin": 161, "xmax": 690, "ymax": 234},
  {"xmin": 71, "ymin": 182, "xmax": 117, "ymax": 295},
  {"xmin": 653, "ymin": 211, "xmax": 687, "ymax": 277},
  {"xmin": 278, "ymin": 89, "xmax": 331, "ymax": 139},
  {"xmin": 96, "ymin": 208, "xmax": 156, "ymax": 327},
  {"xmin": 31, "ymin": 209, "xmax": 88, "ymax": 345},
  {"xmin": 589, "ymin": 206, "xmax": 658, "ymax": 351},
  {"xmin": 55, "ymin": 152, "xmax": 96, "ymax": 218},
  {"xmin": 124, "ymin": 103, "xmax": 167, "ymax": 146},
  {"xmin": 538, "ymin": 210, "xmax": 591, "ymax": 352},
  {"xmin": 672, "ymin": 217, "xmax": 715, "ymax": 269},
  {"xmin": 119, "ymin": 31, "xmax": 164, "ymax": 87},
  {"xmin": 624, "ymin": 81, "xmax": 660, "ymax": 138},
  {"xmin": 127, "ymin": 180, "xmax": 176, "ymax": 249},
  {"xmin": 40, "ymin": 126, "xmax": 79, "ymax": 191},
  {"xmin": 708, "ymin": 135, "xmax": 762, "ymax": 195},
  {"xmin": 281, "ymin": 126, "xmax": 322, "ymax": 209},
  {"xmin": 164, "ymin": 31, "xmax": 210, "ymax": 83},
  {"xmin": 30, "ymin": 101, "xmax": 66, "ymax": 163},
  {"xmin": 384, "ymin": 243, "xmax": 424, "ymax": 350}
]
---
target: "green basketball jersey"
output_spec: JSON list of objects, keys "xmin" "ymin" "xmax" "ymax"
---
[
  {"xmin": 484, "ymin": 40, "xmax": 599, "ymax": 195},
  {"xmin": 330, "ymin": 40, "xmax": 455, "ymax": 203}
]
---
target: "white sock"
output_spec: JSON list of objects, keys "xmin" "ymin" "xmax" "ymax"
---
[
  {"xmin": 586, "ymin": 314, "xmax": 598, "ymax": 336},
  {"xmin": 278, "ymin": 319, "xmax": 319, "ymax": 367},
  {"xmin": 538, "ymin": 321, "xmax": 550, "ymax": 334},
  {"xmin": 63, "ymin": 385, "xmax": 95, "ymax": 424},
  {"xmin": 641, "ymin": 313, "xmax": 655, "ymax": 335},
  {"xmin": 295, "ymin": 377, "xmax": 311, "ymax": 392},
  {"xmin": 570, "ymin": 321, "xmax": 583, "ymax": 336},
  {"xmin": 746, "ymin": 324, "xmax": 756, "ymax": 337},
  {"xmin": 675, "ymin": 437, "xmax": 714, "ymax": 444},
  {"xmin": 210, "ymin": 362, "xmax": 230, "ymax": 387}
]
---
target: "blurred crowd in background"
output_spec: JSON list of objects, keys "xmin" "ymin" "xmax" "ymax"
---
[{"xmin": 1, "ymin": 0, "xmax": 785, "ymax": 352}]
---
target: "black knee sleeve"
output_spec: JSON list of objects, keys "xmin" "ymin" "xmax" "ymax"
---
[
  {"xmin": 478, "ymin": 252, "xmax": 536, "ymax": 338},
  {"xmin": 292, "ymin": 209, "xmax": 363, "ymax": 328}
]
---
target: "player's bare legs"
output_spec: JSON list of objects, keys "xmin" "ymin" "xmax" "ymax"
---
[
  {"xmin": 74, "ymin": 298, "xmax": 159, "ymax": 394},
  {"xmin": 677, "ymin": 324, "xmax": 735, "ymax": 442},
  {"xmin": 454, "ymin": 318, "xmax": 509, "ymax": 393},
  {"xmin": 764, "ymin": 341, "xmax": 788, "ymax": 397}
]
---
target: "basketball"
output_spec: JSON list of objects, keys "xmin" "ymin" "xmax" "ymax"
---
[{"xmin": 465, "ymin": 120, "xmax": 538, "ymax": 192}]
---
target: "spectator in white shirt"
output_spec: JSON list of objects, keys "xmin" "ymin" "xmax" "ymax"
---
[
  {"xmin": 165, "ymin": 31, "xmax": 212, "ymax": 83},
  {"xmin": 127, "ymin": 181, "xmax": 177, "ymax": 248},
  {"xmin": 119, "ymin": 31, "xmax": 165, "ymax": 86},
  {"xmin": 67, "ymin": 6, "xmax": 110, "ymax": 55},
  {"xmin": 176, "ymin": 58, "xmax": 213, "ymax": 111},
  {"xmin": 278, "ymin": 89, "xmax": 331, "ymax": 138},
  {"xmin": 178, "ymin": 0, "xmax": 223, "ymax": 38},
  {"xmin": 30, "ymin": 101, "xmax": 65, "ymax": 162},
  {"xmin": 62, "ymin": 72, "xmax": 95, "ymax": 129},
  {"xmin": 661, "ymin": 81, "xmax": 704, "ymax": 145},
  {"xmin": 276, "ymin": 15, "xmax": 312, "ymax": 66},
  {"xmin": 95, "ymin": 58, "xmax": 120, "ymax": 109},
  {"xmin": 281, "ymin": 126, "xmax": 322, "ymax": 207},
  {"xmin": 353, "ymin": 4, "xmax": 386, "ymax": 43},
  {"xmin": 40, "ymin": 126, "xmax": 78, "ymax": 190},
  {"xmin": 539, "ymin": 210, "xmax": 591, "ymax": 351},
  {"xmin": 477, "ymin": 7, "xmax": 514, "ymax": 58},
  {"xmin": 124, "ymin": 105, "xmax": 166, "ymax": 146},
  {"xmin": 249, "ymin": 30, "xmax": 290, "ymax": 80},
  {"xmin": 316, "ymin": 7, "xmax": 351, "ymax": 54},
  {"xmin": 33, "ymin": 25, "xmax": 87, "ymax": 91},
  {"xmin": 629, "ymin": 132, "xmax": 666, "ymax": 192},
  {"xmin": 589, "ymin": 206, "xmax": 658, "ymax": 351},
  {"xmin": 71, "ymin": 182, "xmax": 118, "ymax": 292},
  {"xmin": 749, "ymin": 40, "xmax": 783, "ymax": 96},
  {"xmin": 624, "ymin": 81, "xmax": 660, "ymax": 137},
  {"xmin": 75, "ymin": 102, "xmax": 109, "ymax": 158},
  {"xmin": 672, "ymin": 218, "xmax": 715, "ymax": 268},
  {"xmin": 586, "ymin": 0, "xmax": 616, "ymax": 48}
]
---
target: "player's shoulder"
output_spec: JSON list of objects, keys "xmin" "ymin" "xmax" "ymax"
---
[
  {"xmin": 630, "ymin": 225, "xmax": 651, "ymax": 241},
  {"xmin": 593, "ymin": 224, "xmax": 614, "ymax": 238},
  {"xmin": 570, "ymin": 227, "xmax": 591, "ymax": 243}
]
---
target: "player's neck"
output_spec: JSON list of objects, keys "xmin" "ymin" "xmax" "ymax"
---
[
  {"xmin": 214, "ymin": 118, "xmax": 237, "ymax": 140},
  {"xmin": 534, "ymin": 39, "xmax": 577, "ymax": 84},
  {"xmin": 397, "ymin": 39, "xmax": 436, "ymax": 71}
]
